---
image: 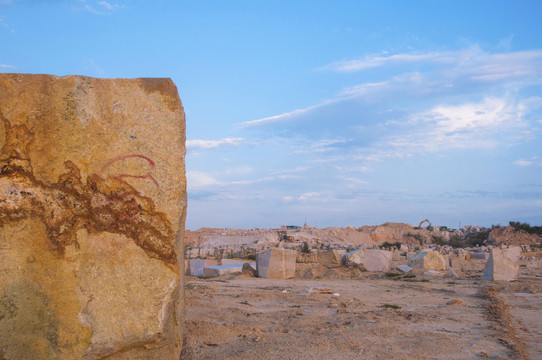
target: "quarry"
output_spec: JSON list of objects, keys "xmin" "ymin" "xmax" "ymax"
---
[
  {"xmin": 181, "ymin": 223, "xmax": 542, "ymax": 359},
  {"xmin": 1, "ymin": 74, "xmax": 541, "ymax": 359}
]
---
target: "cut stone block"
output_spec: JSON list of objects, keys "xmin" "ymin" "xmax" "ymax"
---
[
  {"xmin": 363, "ymin": 249, "xmax": 393, "ymax": 272},
  {"xmin": 256, "ymin": 248, "xmax": 296, "ymax": 279},
  {"xmin": 296, "ymin": 251, "xmax": 319, "ymax": 263},
  {"xmin": 318, "ymin": 249, "xmax": 346, "ymax": 267},
  {"xmin": 344, "ymin": 248, "xmax": 365, "ymax": 267},
  {"xmin": 482, "ymin": 247, "xmax": 520, "ymax": 281},
  {"xmin": 190, "ymin": 259, "xmax": 218, "ymax": 276},
  {"xmin": 408, "ymin": 251, "xmax": 448, "ymax": 271},
  {"xmin": 0, "ymin": 74, "xmax": 186, "ymax": 359},
  {"xmin": 469, "ymin": 252, "xmax": 489, "ymax": 260},
  {"xmin": 202, "ymin": 263, "xmax": 256, "ymax": 277}
]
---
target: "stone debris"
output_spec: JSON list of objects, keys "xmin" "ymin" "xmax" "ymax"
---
[
  {"xmin": 242, "ymin": 262, "xmax": 258, "ymax": 277},
  {"xmin": 446, "ymin": 299, "xmax": 463, "ymax": 306},
  {"xmin": 256, "ymin": 248, "xmax": 297, "ymax": 279},
  {"xmin": 397, "ymin": 265, "xmax": 413, "ymax": 273},
  {"xmin": 424, "ymin": 270, "xmax": 443, "ymax": 276},
  {"xmin": 307, "ymin": 286, "xmax": 335, "ymax": 294},
  {"xmin": 482, "ymin": 247, "xmax": 521, "ymax": 281},
  {"xmin": 408, "ymin": 251, "xmax": 448, "ymax": 271},
  {"xmin": 447, "ymin": 268, "xmax": 460, "ymax": 278}
]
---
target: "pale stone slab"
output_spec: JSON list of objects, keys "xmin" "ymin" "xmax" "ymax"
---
[
  {"xmin": 202, "ymin": 263, "xmax": 256, "ymax": 277},
  {"xmin": 363, "ymin": 249, "xmax": 393, "ymax": 272},
  {"xmin": 397, "ymin": 265, "xmax": 412, "ymax": 273},
  {"xmin": 256, "ymin": 248, "xmax": 296, "ymax": 279},
  {"xmin": 482, "ymin": 247, "xmax": 520, "ymax": 281},
  {"xmin": 0, "ymin": 74, "xmax": 186, "ymax": 359},
  {"xmin": 190, "ymin": 259, "xmax": 218, "ymax": 276}
]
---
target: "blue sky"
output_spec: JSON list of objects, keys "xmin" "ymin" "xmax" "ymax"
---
[{"xmin": 1, "ymin": 1, "xmax": 542, "ymax": 229}]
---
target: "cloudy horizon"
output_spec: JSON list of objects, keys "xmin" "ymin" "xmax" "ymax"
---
[{"xmin": 1, "ymin": 1, "xmax": 541, "ymax": 229}]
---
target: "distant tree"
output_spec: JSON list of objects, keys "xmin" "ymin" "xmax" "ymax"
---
[{"xmin": 509, "ymin": 221, "xmax": 542, "ymax": 235}]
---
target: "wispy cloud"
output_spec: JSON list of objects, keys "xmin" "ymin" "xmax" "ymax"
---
[
  {"xmin": 515, "ymin": 156, "xmax": 540, "ymax": 167},
  {"xmin": 187, "ymin": 171, "xmax": 222, "ymax": 190},
  {"xmin": 79, "ymin": 0, "xmax": 122, "ymax": 15},
  {"xmin": 186, "ymin": 137, "xmax": 243, "ymax": 150},
  {"xmin": 390, "ymin": 95, "xmax": 530, "ymax": 153},
  {"xmin": 319, "ymin": 51, "xmax": 457, "ymax": 73},
  {"xmin": 0, "ymin": 63, "xmax": 16, "ymax": 69}
]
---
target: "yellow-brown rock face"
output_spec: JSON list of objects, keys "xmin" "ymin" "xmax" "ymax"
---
[{"xmin": 0, "ymin": 74, "xmax": 186, "ymax": 359}]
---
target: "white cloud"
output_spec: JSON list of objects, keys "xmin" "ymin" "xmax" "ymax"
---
[
  {"xmin": 319, "ymin": 52, "xmax": 454, "ymax": 73},
  {"xmin": 81, "ymin": 0, "xmax": 121, "ymax": 15},
  {"xmin": 98, "ymin": 1, "xmax": 114, "ymax": 10},
  {"xmin": 335, "ymin": 165, "xmax": 373, "ymax": 173},
  {"xmin": 514, "ymin": 156, "xmax": 539, "ymax": 167},
  {"xmin": 243, "ymin": 47, "xmax": 542, "ymax": 131},
  {"xmin": 515, "ymin": 159, "xmax": 533, "ymax": 167},
  {"xmin": 242, "ymin": 99, "xmax": 339, "ymax": 127},
  {"xmin": 186, "ymin": 137, "xmax": 243, "ymax": 150},
  {"xmin": 187, "ymin": 171, "xmax": 221, "ymax": 190},
  {"xmin": 0, "ymin": 63, "xmax": 16, "ymax": 69}
]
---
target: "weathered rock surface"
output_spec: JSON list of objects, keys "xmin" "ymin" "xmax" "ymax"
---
[
  {"xmin": 408, "ymin": 251, "xmax": 448, "ymax": 271},
  {"xmin": 256, "ymin": 248, "xmax": 296, "ymax": 279},
  {"xmin": 0, "ymin": 74, "xmax": 186, "ymax": 359},
  {"xmin": 482, "ymin": 247, "xmax": 521, "ymax": 281}
]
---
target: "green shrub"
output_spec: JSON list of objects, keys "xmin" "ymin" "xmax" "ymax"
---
[
  {"xmin": 379, "ymin": 304, "xmax": 401, "ymax": 309},
  {"xmin": 509, "ymin": 221, "xmax": 542, "ymax": 235},
  {"xmin": 380, "ymin": 241, "xmax": 402, "ymax": 250},
  {"xmin": 465, "ymin": 230, "xmax": 489, "ymax": 247}
]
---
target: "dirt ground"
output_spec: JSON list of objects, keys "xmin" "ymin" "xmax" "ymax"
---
[{"xmin": 181, "ymin": 261, "xmax": 542, "ymax": 360}]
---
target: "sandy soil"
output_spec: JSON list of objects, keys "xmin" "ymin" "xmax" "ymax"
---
[{"xmin": 181, "ymin": 262, "xmax": 542, "ymax": 360}]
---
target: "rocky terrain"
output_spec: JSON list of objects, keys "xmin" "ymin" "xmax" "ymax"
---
[
  {"xmin": 182, "ymin": 222, "xmax": 542, "ymax": 359},
  {"xmin": 182, "ymin": 261, "xmax": 542, "ymax": 359},
  {"xmin": 185, "ymin": 223, "xmax": 541, "ymax": 260}
]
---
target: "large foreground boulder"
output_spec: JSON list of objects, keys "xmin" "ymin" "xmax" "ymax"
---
[
  {"xmin": 408, "ymin": 251, "xmax": 448, "ymax": 271},
  {"xmin": 256, "ymin": 248, "xmax": 296, "ymax": 279},
  {"xmin": 482, "ymin": 247, "xmax": 521, "ymax": 281},
  {"xmin": 0, "ymin": 74, "xmax": 186, "ymax": 359}
]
